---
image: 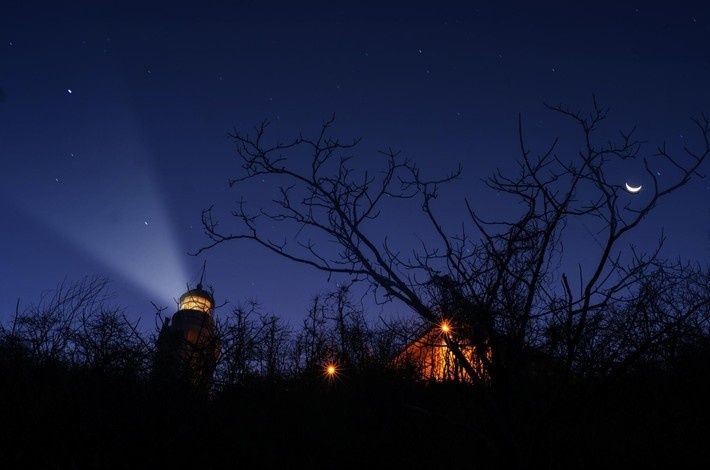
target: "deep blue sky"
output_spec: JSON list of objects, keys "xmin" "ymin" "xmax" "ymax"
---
[{"xmin": 1, "ymin": 2, "xmax": 708, "ymax": 331}]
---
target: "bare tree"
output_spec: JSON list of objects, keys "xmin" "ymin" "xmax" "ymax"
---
[
  {"xmin": 210, "ymin": 300, "xmax": 260, "ymax": 389},
  {"xmin": 258, "ymin": 313, "xmax": 292, "ymax": 381},
  {"xmin": 0, "ymin": 275, "xmax": 154, "ymax": 384},
  {"xmin": 196, "ymin": 101, "xmax": 709, "ymax": 467},
  {"xmin": 72, "ymin": 305, "xmax": 150, "ymax": 376},
  {"xmin": 321, "ymin": 284, "xmax": 372, "ymax": 370},
  {"xmin": 293, "ymin": 294, "xmax": 330, "ymax": 375},
  {"xmin": 212, "ymin": 299, "xmax": 293, "ymax": 389},
  {"xmin": 10, "ymin": 277, "xmax": 110, "ymax": 363}
]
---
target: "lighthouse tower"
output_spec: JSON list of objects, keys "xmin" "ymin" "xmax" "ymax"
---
[{"xmin": 153, "ymin": 283, "xmax": 219, "ymax": 394}]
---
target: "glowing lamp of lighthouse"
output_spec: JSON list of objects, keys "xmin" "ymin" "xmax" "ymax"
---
[
  {"xmin": 179, "ymin": 285, "xmax": 214, "ymax": 314},
  {"xmin": 172, "ymin": 283, "xmax": 216, "ymax": 347}
]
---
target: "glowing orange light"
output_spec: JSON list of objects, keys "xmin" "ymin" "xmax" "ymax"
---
[
  {"xmin": 326, "ymin": 364, "xmax": 337, "ymax": 376},
  {"xmin": 440, "ymin": 321, "xmax": 451, "ymax": 334}
]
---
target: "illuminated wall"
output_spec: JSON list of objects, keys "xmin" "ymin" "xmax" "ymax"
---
[{"xmin": 393, "ymin": 324, "xmax": 489, "ymax": 383}]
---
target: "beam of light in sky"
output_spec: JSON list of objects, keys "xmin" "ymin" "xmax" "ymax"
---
[{"xmin": 4, "ymin": 111, "xmax": 189, "ymax": 310}]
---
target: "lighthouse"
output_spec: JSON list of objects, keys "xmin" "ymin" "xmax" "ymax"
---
[{"xmin": 153, "ymin": 283, "xmax": 219, "ymax": 394}]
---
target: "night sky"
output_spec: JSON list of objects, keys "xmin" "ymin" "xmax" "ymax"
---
[{"xmin": 2, "ymin": 2, "xmax": 709, "ymax": 330}]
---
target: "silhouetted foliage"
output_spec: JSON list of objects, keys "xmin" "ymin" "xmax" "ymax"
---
[
  {"xmin": 1, "ymin": 274, "xmax": 709, "ymax": 468},
  {"xmin": 211, "ymin": 299, "xmax": 292, "ymax": 390},
  {"xmin": 1, "ymin": 276, "xmax": 152, "ymax": 376},
  {"xmin": 196, "ymin": 99, "xmax": 710, "ymax": 468}
]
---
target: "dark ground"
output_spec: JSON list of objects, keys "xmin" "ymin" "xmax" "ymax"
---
[{"xmin": 2, "ymin": 350, "xmax": 709, "ymax": 469}]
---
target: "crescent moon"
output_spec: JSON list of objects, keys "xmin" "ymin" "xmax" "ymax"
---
[{"xmin": 625, "ymin": 182, "xmax": 642, "ymax": 194}]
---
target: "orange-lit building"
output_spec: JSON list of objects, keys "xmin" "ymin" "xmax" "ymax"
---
[{"xmin": 392, "ymin": 321, "xmax": 490, "ymax": 383}]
